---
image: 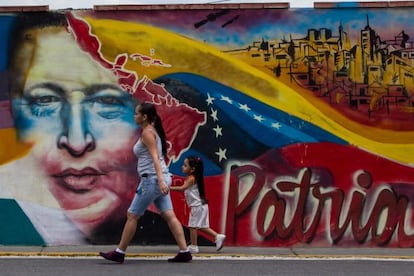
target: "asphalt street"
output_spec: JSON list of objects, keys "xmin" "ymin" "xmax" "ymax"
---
[
  {"xmin": 1, "ymin": 245, "xmax": 414, "ymax": 260},
  {"xmin": 1, "ymin": 246, "xmax": 414, "ymax": 276}
]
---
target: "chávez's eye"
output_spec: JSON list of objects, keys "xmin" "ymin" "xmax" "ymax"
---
[
  {"xmin": 84, "ymin": 85, "xmax": 135, "ymax": 120},
  {"xmin": 94, "ymin": 96, "xmax": 122, "ymax": 105},
  {"xmin": 23, "ymin": 88, "xmax": 63, "ymax": 118},
  {"xmin": 24, "ymin": 83, "xmax": 64, "ymax": 106},
  {"xmin": 32, "ymin": 95, "xmax": 61, "ymax": 105}
]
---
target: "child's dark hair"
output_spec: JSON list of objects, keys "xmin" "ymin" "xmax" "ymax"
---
[
  {"xmin": 187, "ymin": 156, "xmax": 208, "ymax": 204},
  {"xmin": 139, "ymin": 102, "xmax": 168, "ymax": 157}
]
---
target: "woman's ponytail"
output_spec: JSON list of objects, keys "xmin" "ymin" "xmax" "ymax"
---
[
  {"xmin": 154, "ymin": 113, "xmax": 168, "ymax": 157},
  {"xmin": 139, "ymin": 102, "xmax": 168, "ymax": 158}
]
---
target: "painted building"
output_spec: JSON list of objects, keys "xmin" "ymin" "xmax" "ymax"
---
[{"xmin": 1, "ymin": 2, "xmax": 414, "ymax": 248}]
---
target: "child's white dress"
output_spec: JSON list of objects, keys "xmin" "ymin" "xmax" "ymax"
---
[{"xmin": 184, "ymin": 183, "xmax": 210, "ymax": 228}]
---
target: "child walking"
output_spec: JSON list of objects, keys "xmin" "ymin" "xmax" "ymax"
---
[{"xmin": 170, "ymin": 156, "xmax": 226, "ymax": 253}]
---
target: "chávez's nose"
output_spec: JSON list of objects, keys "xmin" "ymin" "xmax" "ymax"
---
[{"xmin": 58, "ymin": 101, "xmax": 95, "ymax": 157}]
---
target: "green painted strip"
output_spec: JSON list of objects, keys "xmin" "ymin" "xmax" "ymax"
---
[{"xmin": 0, "ymin": 199, "xmax": 45, "ymax": 245}]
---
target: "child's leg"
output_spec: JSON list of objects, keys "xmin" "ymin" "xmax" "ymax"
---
[
  {"xmin": 199, "ymin": 227, "xmax": 226, "ymax": 251},
  {"xmin": 198, "ymin": 205, "xmax": 226, "ymax": 251},
  {"xmin": 188, "ymin": 227, "xmax": 200, "ymax": 253},
  {"xmin": 198, "ymin": 227, "xmax": 218, "ymax": 239},
  {"xmin": 190, "ymin": 227, "xmax": 198, "ymax": 246}
]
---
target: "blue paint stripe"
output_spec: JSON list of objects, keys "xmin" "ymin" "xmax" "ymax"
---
[{"xmin": 164, "ymin": 73, "xmax": 347, "ymax": 146}]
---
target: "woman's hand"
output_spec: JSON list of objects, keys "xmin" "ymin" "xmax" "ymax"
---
[{"xmin": 159, "ymin": 181, "xmax": 170, "ymax": 195}]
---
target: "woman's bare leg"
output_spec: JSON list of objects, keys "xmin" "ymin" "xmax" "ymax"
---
[
  {"xmin": 118, "ymin": 212, "xmax": 140, "ymax": 251},
  {"xmin": 161, "ymin": 210, "xmax": 187, "ymax": 250}
]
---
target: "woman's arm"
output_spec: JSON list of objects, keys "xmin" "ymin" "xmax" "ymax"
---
[{"xmin": 142, "ymin": 128, "xmax": 169, "ymax": 195}]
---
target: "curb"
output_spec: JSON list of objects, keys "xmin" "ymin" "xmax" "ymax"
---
[{"xmin": 1, "ymin": 251, "xmax": 414, "ymax": 260}]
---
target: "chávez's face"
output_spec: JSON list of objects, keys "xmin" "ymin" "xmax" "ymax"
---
[{"xmin": 12, "ymin": 28, "xmax": 139, "ymax": 237}]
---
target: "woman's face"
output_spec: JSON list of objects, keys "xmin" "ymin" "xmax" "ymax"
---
[
  {"xmin": 134, "ymin": 105, "xmax": 145, "ymax": 125},
  {"xmin": 11, "ymin": 28, "xmax": 139, "ymax": 237}
]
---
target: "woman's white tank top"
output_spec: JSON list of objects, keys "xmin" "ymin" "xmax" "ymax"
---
[{"xmin": 133, "ymin": 128, "xmax": 168, "ymax": 175}]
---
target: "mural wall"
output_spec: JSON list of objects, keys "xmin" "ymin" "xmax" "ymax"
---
[{"xmin": 1, "ymin": 4, "xmax": 414, "ymax": 247}]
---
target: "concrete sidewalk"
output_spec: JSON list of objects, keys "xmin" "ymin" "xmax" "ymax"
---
[{"xmin": 1, "ymin": 245, "xmax": 414, "ymax": 260}]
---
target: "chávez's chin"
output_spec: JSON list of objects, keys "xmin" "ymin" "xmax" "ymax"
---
[{"xmin": 64, "ymin": 192, "xmax": 119, "ymax": 235}]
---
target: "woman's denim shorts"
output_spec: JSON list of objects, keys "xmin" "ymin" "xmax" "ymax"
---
[{"xmin": 128, "ymin": 173, "xmax": 172, "ymax": 216}]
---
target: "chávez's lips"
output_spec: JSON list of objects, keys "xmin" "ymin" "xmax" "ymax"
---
[{"xmin": 52, "ymin": 167, "xmax": 105, "ymax": 191}]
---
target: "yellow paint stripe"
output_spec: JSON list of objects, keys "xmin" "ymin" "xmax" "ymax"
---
[
  {"xmin": 0, "ymin": 128, "xmax": 32, "ymax": 165},
  {"xmin": 82, "ymin": 16, "xmax": 414, "ymax": 165}
]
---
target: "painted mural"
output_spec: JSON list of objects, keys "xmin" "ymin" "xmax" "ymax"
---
[{"xmin": 1, "ymin": 5, "xmax": 414, "ymax": 247}]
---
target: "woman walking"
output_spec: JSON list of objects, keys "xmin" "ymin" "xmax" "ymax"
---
[{"xmin": 99, "ymin": 103, "xmax": 192, "ymax": 263}]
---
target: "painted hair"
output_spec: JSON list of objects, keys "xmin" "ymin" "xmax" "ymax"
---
[
  {"xmin": 187, "ymin": 156, "xmax": 207, "ymax": 204},
  {"xmin": 139, "ymin": 102, "xmax": 168, "ymax": 157},
  {"xmin": 8, "ymin": 12, "xmax": 68, "ymax": 98}
]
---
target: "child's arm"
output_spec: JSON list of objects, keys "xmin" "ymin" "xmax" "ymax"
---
[{"xmin": 170, "ymin": 176, "xmax": 194, "ymax": 192}]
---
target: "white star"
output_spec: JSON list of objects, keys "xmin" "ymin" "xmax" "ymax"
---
[
  {"xmin": 239, "ymin": 103, "xmax": 250, "ymax": 112},
  {"xmin": 206, "ymin": 93, "xmax": 215, "ymax": 105},
  {"xmin": 271, "ymin": 122, "xmax": 282, "ymax": 129},
  {"xmin": 210, "ymin": 108, "xmax": 219, "ymax": 121},
  {"xmin": 215, "ymin": 147, "xmax": 227, "ymax": 162},
  {"xmin": 220, "ymin": 95, "xmax": 232, "ymax": 104},
  {"xmin": 213, "ymin": 125, "xmax": 223, "ymax": 137},
  {"xmin": 253, "ymin": 114, "xmax": 264, "ymax": 122}
]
